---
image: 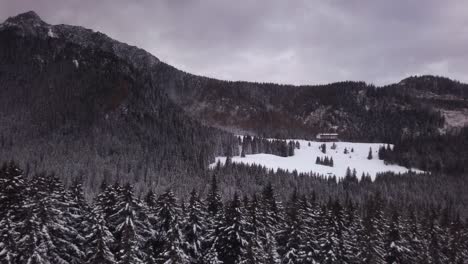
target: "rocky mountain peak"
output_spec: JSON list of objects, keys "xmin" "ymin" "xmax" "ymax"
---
[
  {"xmin": 5, "ymin": 11, "xmax": 44, "ymax": 25},
  {"xmin": 1, "ymin": 11, "xmax": 50, "ymax": 38}
]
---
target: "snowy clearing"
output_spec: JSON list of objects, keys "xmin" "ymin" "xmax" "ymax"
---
[{"xmin": 212, "ymin": 140, "xmax": 423, "ymax": 179}]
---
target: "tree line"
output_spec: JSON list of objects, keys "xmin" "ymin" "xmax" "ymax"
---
[{"xmin": 239, "ymin": 136, "xmax": 296, "ymax": 158}]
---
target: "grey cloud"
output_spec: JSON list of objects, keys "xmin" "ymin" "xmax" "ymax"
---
[{"xmin": 1, "ymin": 0, "xmax": 467, "ymax": 85}]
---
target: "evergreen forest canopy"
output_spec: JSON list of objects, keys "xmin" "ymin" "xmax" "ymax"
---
[{"xmin": 0, "ymin": 162, "xmax": 467, "ymax": 264}]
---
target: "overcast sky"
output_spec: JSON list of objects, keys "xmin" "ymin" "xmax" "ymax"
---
[{"xmin": 1, "ymin": 0, "xmax": 468, "ymax": 85}]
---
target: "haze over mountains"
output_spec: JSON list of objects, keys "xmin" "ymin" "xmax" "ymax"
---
[{"xmin": 0, "ymin": 11, "xmax": 467, "ymax": 192}]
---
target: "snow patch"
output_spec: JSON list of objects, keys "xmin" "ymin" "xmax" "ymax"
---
[
  {"xmin": 212, "ymin": 140, "xmax": 423, "ymax": 179},
  {"xmin": 47, "ymin": 28, "xmax": 58, "ymax": 38},
  {"xmin": 72, "ymin": 59, "xmax": 79, "ymax": 68}
]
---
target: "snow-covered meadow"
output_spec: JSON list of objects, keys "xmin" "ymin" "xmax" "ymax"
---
[{"xmin": 212, "ymin": 140, "xmax": 423, "ymax": 179}]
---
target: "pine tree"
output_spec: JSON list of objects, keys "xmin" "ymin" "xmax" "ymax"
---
[
  {"xmin": 342, "ymin": 198, "xmax": 363, "ymax": 263},
  {"xmin": 277, "ymin": 190, "xmax": 308, "ymax": 264},
  {"xmin": 95, "ymin": 183, "xmax": 122, "ymax": 234},
  {"xmin": 15, "ymin": 174, "xmax": 84, "ymax": 264},
  {"xmin": 216, "ymin": 193, "xmax": 252, "ymax": 264},
  {"xmin": 0, "ymin": 161, "xmax": 26, "ymax": 263},
  {"xmin": 110, "ymin": 183, "xmax": 148, "ymax": 264},
  {"xmin": 85, "ymin": 212, "xmax": 116, "ymax": 264},
  {"xmin": 207, "ymin": 174, "xmax": 223, "ymax": 218},
  {"xmin": 183, "ymin": 189, "xmax": 207, "ymax": 263},
  {"xmin": 360, "ymin": 193, "xmax": 386, "ymax": 264},
  {"xmin": 421, "ymin": 209, "xmax": 448, "ymax": 263},
  {"xmin": 144, "ymin": 189, "xmax": 156, "ymax": 210},
  {"xmin": 263, "ymin": 232, "xmax": 281, "ymax": 264},
  {"xmin": 384, "ymin": 208, "xmax": 411, "ymax": 264},
  {"xmin": 66, "ymin": 177, "xmax": 90, "ymax": 255},
  {"xmin": 259, "ymin": 183, "xmax": 281, "ymax": 236},
  {"xmin": 368, "ymin": 147, "xmax": 373, "ymax": 160},
  {"xmin": 445, "ymin": 215, "xmax": 466, "ymax": 264},
  {"xmin": 152, "ymin": 189, "xmax": 189, "ymax": 264},
  {"xmin": 318, "ymin": 200, "xmax": 349, "ymax": 264}
]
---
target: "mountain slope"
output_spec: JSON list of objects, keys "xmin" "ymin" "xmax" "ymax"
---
[{"xmin": 0, "ymin": 11, "xmax": 238, "ymax": 194}]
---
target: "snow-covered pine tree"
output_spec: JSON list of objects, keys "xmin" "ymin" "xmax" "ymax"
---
[
  {"xmin": 263, "ymin": 232, "xmax": 281, "ymax": 264},
  {"xmin": 110, "ymin": 183, "xmax": 149, "ymax": 264},
  {"xmin": 318, "ymin": 199, "xmax": 349, "ymax": 264},
  {"xmin": 0, "ymin": 161, "xmax": 25, "ymax": 263},
  {"xmin": 183, "ymin": 189, "xmax": 207, "ymax": 263},
  {"xmin": 277, "ymin": 190, "xmax": 308, "ymax": 264},
  {"xmin": 84, "ymin": 212, "xmax": 116, "ymax": 264},
  {"xmin": 144, "ymin": 189, "xmax": 156, "ymax": 210},
  {"xmin": 360, "ymin": 193, "xmax": 386, "ymax": 264},
  {"xmin": 445, "ymin": 215, "xmax": 466, "ymax": 263},
  {"xmin": 401, "ymin": 208, "xmax": 424, "ymax": 263},
  {"xmin": 296, "ymin": 195, "xmax": 320, "ymax": 263},
  {"xmin": 342, "ymin": 198, "xmax": 363, "ymax": 263},
  {"xmin": 243, "ymin": 194, "xmax": 269, "ymax": 263},
  {"xmin": 216, "ymin": 193, "xmax": 252, "ymax": 264},
  {"xmin": 95, "ymin": 183, "xmax": 123, "ymax": 234},
  {"xmin": 259, "ymin": 183, "xmax": 282, "ymax": 234},
  {"xmin": 207, "ymin": 174, "xmax": 223, "ymax": 218},
  {"xmin": 258, "ymin": 184, "xmax": 282, "ymax": 263},
  {"xmin": 66, "ymin": 177, "xmax": 90, "ymax": 255},
  {"xmin": 420, "ymin": 209, "xmax": 448, "ymax": 263},
  {"xmin": 0, "ymin": 161, "xmax": 25, "ymax": 221},
  {"xmin": 384, "ymin": 207, "xmax": 411, "ymax": 264},
  {"xmin": 152, "ymin": 189, "xmax": 189, "ymax": 263},
  {"xmin": 0, "ymin": 216, "xmax": 17, "ymax": 264},
  {"xmin": 15, "ymin": 174, "xmax": 84, "ymax": 264}
]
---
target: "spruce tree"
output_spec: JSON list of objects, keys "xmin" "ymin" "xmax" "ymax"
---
[
  {"xmin": 0, "ymin": 161, "xmax": 26, "ymax": 263},
  {"xmin": 368, "ymin": 147, "xmax": 373, "ymax": 160},
  {"xmin": 85, "ymin": 212, "xmax": 116, "ymax": 264},
  {"xmin": 360, "ymin": 193, "xmax": 386, "ymax": 264},
  {"xmin": 207, "ymin": 174, "xmax": 223, "ymax": 218},
  {"xmin": 384, "ymin": 208, "xmax": 411, "ymax": 263},
  {"xmin": 277, "ymin": 190, "xmax": 308, "ymax": 264},
  {"xmin": 110, "ymin": 183, "xmax": 148, "ymax": 264},
  {"xmin": 183, "ymin": 189, "xmax": 207, "ymax": 263},
  {"xmin": 216, "ymin": 193, "xmax": 252, "ymax": 264},
  {"xmin": 15, "ymin": 174, "xmax": 84, "ymax": 264},
  {"xmin": 153, "ymin": 189, "xmax": 189, "ymax": 263}
]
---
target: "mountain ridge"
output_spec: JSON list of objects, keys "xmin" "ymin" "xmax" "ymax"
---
[
  {"xmin": 0, "ymin": 11, "xmax": 467, "ymax": 192},
  {"xmin": 2, "ymin": 11, "xmax": 467, "ymax": 141}
]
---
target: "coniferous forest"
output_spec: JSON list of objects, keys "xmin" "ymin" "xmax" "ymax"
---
[{"xmin": 1, "ymin": 161, "xmax": 467, "ymax": 264}]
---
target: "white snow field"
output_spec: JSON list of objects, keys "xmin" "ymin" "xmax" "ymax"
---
[{"xmin": 212, "ymin": 140, "xmax": 423, "ymax": 179}]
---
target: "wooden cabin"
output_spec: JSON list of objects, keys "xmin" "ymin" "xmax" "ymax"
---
[{"xmin": 316, "ymin": 133, "xmax": 339, "ymax": 141}]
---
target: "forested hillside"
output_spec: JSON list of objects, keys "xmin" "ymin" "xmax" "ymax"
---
[{"xmin": 0, "ymin": 11, "xmax": 239, "ymax": 194}]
